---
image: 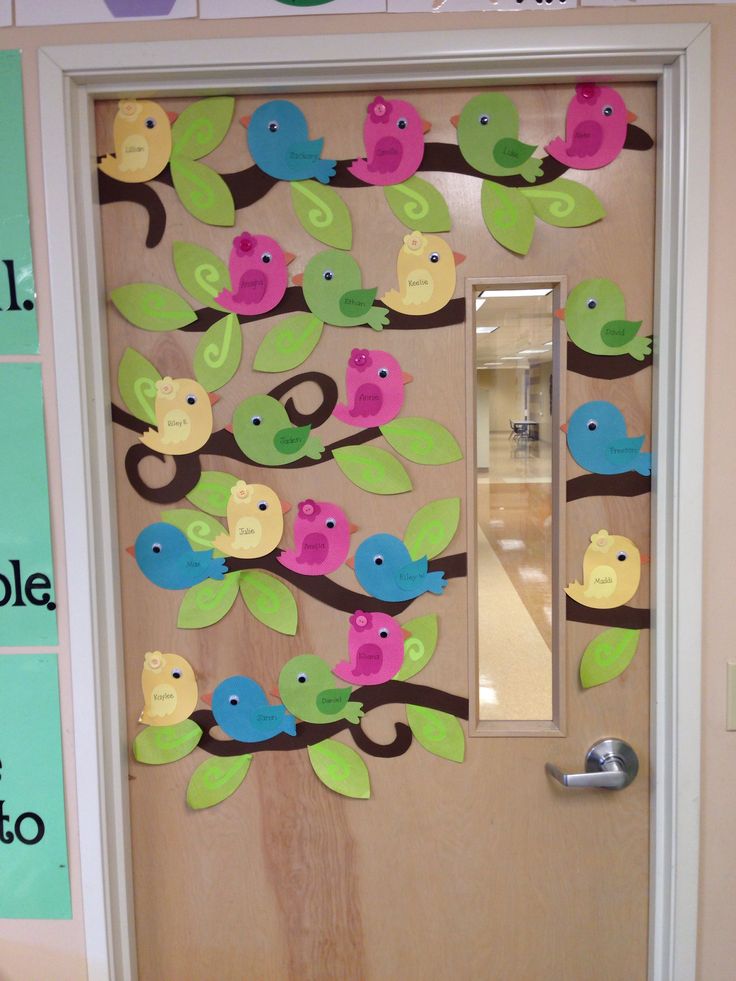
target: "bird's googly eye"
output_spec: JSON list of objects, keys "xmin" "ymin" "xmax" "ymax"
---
[
  {"xmin": 186, "ymin": 393, "xmax": 198, "ymax": 406},
  {"xmin": 397, "ymin": 117, "xmax": 408, "ymax": 130},
  {"xmin": 251, "ymin": 415, "xmax": 262, "ymax": 426},
  {"xmin": 228, "ymin": 695, "xmax": 239, "ymax": 706},
  {"xmin": 429, "ymin": 252, "xmax": 440, "ymax": 264},
  {"xmin": 297, "ymin": 673, "xmax": 308, "ymax": 684},
  {"xmin": 325, "ymin": 518, "xmax": 336, "ymax": 529},
  {"xmin": 323, "ymin": 270, "xmax": 334, "ymax": 281},
  {"xmin": 379, "ymin": 628, "xmax": 389, "ymax": 639},
  {"xmin": 151, "ymin": 542, "xmax": 162, "ymax": 554},
  {"xmin": 586, "ymin": 420, "xmax": 598, "ymax": 432},
  {"xmin": 144, "ymin": 117, "xmax": 156, "ymax": 129},
  {"xmin": 617, "ymin": 551, "xmax": 628, "ymax": 562},
  {"xmin": 258, "ymin": 501, "xmax": 268, "ymax": 512},
  {"xmin": 479, "ymin": 114, "xmax": 490, "ymax": 126},
  {"xmin": 586, "ymin": 298, "xmax": 598, "ymax": 310},
  {"xmin": 268, "ymin": 121, "xmax": 279, "ymax": 133},
  {"xmin": 602, "ymin": 105, "xmax": 614, "ymax": 117},
  {"xmin": 373, "ymin": 555, "xmax": 384, "ymax": 566},
  {"xmin": 261, "ymin": 252, "xmax": 272, "ymax": 264},
  {"xmin": 171, "ymin": 669, "xmax": 182, "ymax": 680},
  {"xmin": 378, "ymin": 368, "xmax": 389, "ymax": 379}
]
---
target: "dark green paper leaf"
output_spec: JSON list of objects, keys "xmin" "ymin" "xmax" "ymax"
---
[
  {"xmin": 193, "ymin": 313, "xmax": 242, "ymax": 392},
  {"xmin": 240, "ymin": 571, "xmax": 298, "ymax": 636},
  {"xmin": 394, "ymin": 613, "xmax": 439, "ymax": 681},
  {"xmin": 186, "ymin": 755, "xmax": 252, "ymax": 810},
  {"xmin": 172, "ymin": 240, "xmax": 230, "ymax": 310},
  {"xmin": 252, "ymin": 313, "xmax": 324, "ymax": 373},
  {"xmin": 406, "ymin": 705, "xmax": 464, "ymax": 763},
  {"xmin": 133, "ymin": 719, "xmax": 202, "ymax": 765},
  {"xmin": 380, "ymin": 417, "xmax": 463, "ymax": 465},
  {"xmin": 404, "ymin": 498, "xmax": 460, "ymax": 561},
  {"xmin": 579, "ymin": 627, "xmax": 640, "ymax": 689},
  {"xmin": 521, "ymin": 178, "xmax": 606, "ymax": 228},
  {"xmin": 171, "ymin": 157, "xmax": 235, "ymax": 227},
  {"xmin": 291, "ymin": 181, "xmax": 352, "ymax": 249},
  {"xmin": 117, "ymin": 347, "xmax": 161, "ymax": 425},
  {"xmin": 383, "ymin": 176, "xmax": 452, "ymax": 232},
  {"xmin": 333, "ymin": 445, "xmax": 412, "ymax": 495},
  {"xmin": 307, "ymin": 739, "xmax": 371, "ymax": 799},
  {"xmin": 111, "ymin": 283, "xmax": 196, "ymax": 332},
  {"xmin": 186, "ymin": 471, "xmax": 238, "ymax": 517},
  {"xmin": 480, "ymin": 180, "xmax": 536, "ymax": 256},
  {"xmin": 177, "ymin": 572, "xmax": 240, "ymax": 629},
  {"xmin": 171, "ymin": 96, "xmax": 235, "ymax": 160}
]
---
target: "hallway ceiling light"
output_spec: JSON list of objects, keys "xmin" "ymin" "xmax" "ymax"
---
[
  {"xmin": 482, "ymin": 362, "xmax": 503, "ymax": 367},
  {"xmin": 478, "ymin": 288, "xmax": 553, "ymax": 298},
  {"xmin": 501, "ymin": 355, "xmax": 526, "ymax": 360},
  {"xmin": 476, "ymin": 325, "xmax": 499, "ymax": 333},
  {"xmin": 518, "ymin": 348, "xmax": 549, "ymax": 354}
]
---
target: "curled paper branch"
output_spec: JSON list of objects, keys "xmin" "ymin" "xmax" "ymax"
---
[
  {"xmin": 566, "ymin": 596, "xmax": 650, "ymax": 631},
  {"xmin": 98, "ymin": 170, "xmax": 168, "ymax": 249},
  {"xmin": 567, "ymin": 340, "xmax": 653, "ymax": 380}
]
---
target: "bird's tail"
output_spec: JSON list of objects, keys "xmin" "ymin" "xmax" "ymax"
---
[
  {"xmin": 366, "ymin": 306, "xmax": 390, "ymax": 331},
  {"xmin": 306, "ymin": 435, "xmax": 325, "ymax": 460},
  {"xmin": 214, "ymin": 288, "xmax": 237, "ymax": 312},
  {"xmin": 282, "ymin": 711, "xmax": 297, "ymax": 737},
  {"xmin": 97, "ymin": 154, "xmax": 119, "ymax": 178},
  {"xmin": 212, "ymin": 533, "xmax": 236, "ymax": 557},
  {"xmin": 564, "ymin": 581, "xmax": 584, "ymax": 604},
  {"xmin": 139, "ymin": 428, "xmax": 161, "ymax": 450},
  {"xmin": 543, "ymin": 137, "xmax": 565, "ymax": 159},
  {"xmin": 347, "ymin": 158, "xmax": 371, "ymax": 184},
  {"xmin": 635, "ymin": 452, "xmax": 653, "ymax": 477},
  {"xmin": 332, "ymin": 661, "xmax": 353, "ymax": 684},
  {"xmin": 629, "ymin": 336, "xmax": 653, "ymax": 362},
  {"xmin": 276, "ymin": 550, "xmax": 300, "ymax": 573},
  {"xmin": 426, "ymin": 571, "xmax": 448, "ymax": 595},
  {"xmin": 380, "ymin": 289, "xmax": 402, "ymax": 313},
  {"xmin": 344, "ymin": 701, "xmax": 365, "ymax": 725},
  {"xmin": 331, "ymin": 402, "xmax": 356, "ymax": 426},
  {"xmin": 521, "ymin": 157, "xmax": 544, "ymax": 183},
  {"xmin": 314, "ymin": 158, "xmax": 337, "ymax": 185},
  {"xmin": 209, "ymin": 555, "xmax": 228, "ymax": 580}
]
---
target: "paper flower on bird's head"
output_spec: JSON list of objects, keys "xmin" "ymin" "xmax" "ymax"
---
[
  {"xmin": 298, "ymin": 498, "xmax": 321, "ymax": 522},
  {"xmin": 368, "ymin": 96, "xmax": 392, "ymax": 124},
  {"xmin": 231, "ymin": 480, "xmax": 254, "ymax": 504},
  {"xmin": 118, "ymin": 99, "xmax": 142, "ymax": 122},
  {"xmin": 576, "ymin": 83, "xmax": 599, "ymax": 105},
  {"xmin": 155, "ymin": 376, "xmax": 179, "ymax": 401},
  {"xmin": 591, "ymin": 530, "xmax": 613, "ymax": 552},
  {"xmin": 144, "ymin": 650, "xmax": 164, "ymax": 673},
  {"xmin": 350, "ymin": 348, "xmax": 372, "ymax": 373},
  {"xmin": 350, "ymin": 610, "xmax": 372, "ymax": 633},
  {"xmin": 233, "ymin": 232, "xmax": 257, "ymax": 257},
  {"xmin": 403, "ymin": 231, "xmax": 427, "ymax": 254}
]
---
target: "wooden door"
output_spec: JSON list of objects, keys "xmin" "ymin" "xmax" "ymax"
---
[{"xmin": 97, "ymin": 79, "xmax": 655, "ymax": 980}]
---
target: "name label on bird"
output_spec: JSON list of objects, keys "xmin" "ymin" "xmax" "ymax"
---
[
  {"xmin": 342, "ymin": 297, "xmax": 365, "ymax": 308},
  {"xmin": 357, "ymin": 391, "xmax": 380, "ymax": 404},
  {"xmin": 399, "ymin": 570, "xmax": 422, "ymax": 584},
  {"xmin": 124, "ymin": 142, "xmax": 145, "ymax": 155},
  {"xmin": 256, "ymin": 712, "xmax": 278, "ymax": 723},
  {"xmin": 609, "ymin": 446, "xmax": 637, "ymax": 455},
  {"xmin": 153, "ymin": 690, "xmax": 175, "ymax": 703},
  {"xmin": 593, "ymin": 575, "xmax": 614, "ymax": 585},
  {"xmin": 167, "ymin": 418, "xmax": 188, "ymax": 429},
  {"xmin": 289, "ymin": 150, "xmax": 319, "ymax": 161},
  {"xmin": 408, "ymin": 278, "xmax": 429, "ymax": 287}
]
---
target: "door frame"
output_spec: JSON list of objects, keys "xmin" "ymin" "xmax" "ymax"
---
[{"xmin": 37, "ymin": 22, "xmax": 709, "ymax": 981}]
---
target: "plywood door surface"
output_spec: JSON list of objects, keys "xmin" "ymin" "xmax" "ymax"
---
[{"xmin": 96, "ymin": 82, "xmax": 655, "ymax": 981}]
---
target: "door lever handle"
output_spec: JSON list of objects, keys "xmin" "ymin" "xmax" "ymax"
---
[{"xmin": 545, "ymin": 738, "xmax": 639, "ymax": 790}]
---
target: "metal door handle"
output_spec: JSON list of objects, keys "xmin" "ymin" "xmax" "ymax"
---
[{"xmin": 545, "ymin": 738, "xmax": 639, "ymax": 790}]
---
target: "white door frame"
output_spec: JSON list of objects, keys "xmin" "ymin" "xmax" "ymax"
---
[{"xmin": 37, "ymin": 23, "xmax": 709, "ymax": 981}]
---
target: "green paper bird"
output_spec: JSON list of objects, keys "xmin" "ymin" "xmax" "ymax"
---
[
  {"xmin": 558, "ymin": 278, "xmax": 652, "ymax": 361},
  {"xmin": 454, "ymin": 93, "xmax": 543, "ymax": 184},
  {"xmin": 294, "ymin": 249, "xmax": 390, "ymax": 332},
  {"xmin": 278, "ymin": 654, "xmax": 364, "ymax": 725},
  {"xmin": 230, "ymin": 394, "xmax": 325, "ymax": 466}
]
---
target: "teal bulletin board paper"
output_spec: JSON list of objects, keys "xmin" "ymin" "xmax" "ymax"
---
[
  {"xmin": 0, "ymin": 50, "xmax": 38, "ymax": 354},
  {"xmin": 0, "ymin": 364, "xmax": 57, "ymax": 645},
  {"xmin": 0, "ymin": 654, "xmax": 72, "ymax": 918}
]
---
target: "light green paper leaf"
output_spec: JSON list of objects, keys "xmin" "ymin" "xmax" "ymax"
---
[
  {"xmin": 186, "ymin": 754, "xmax": 252, "ymax": 810},
  {"xmin": 162, "ymin": 508, "xmax": 226, "ymax": 550},
  {"xmin": 520, "ymin": 178, "xmax": 606, "ymax": 228},
  {"xmin": 177, "ymin": 572, "xmax": 240, "ymax": 629},
  {"xmin": 170, "ymin": 157, "xmax": 235, "ymax": 227},
  {"xmin": 404, "ymin": 498, "xmax": 460, "ymax": 561},
  {"xmin": 291, "ymin": 181, "xmax": 352, "ymax": 249},
  {"xmin": 193, "ymin": 313, "xmax": 242, "ymax": 392},
  {"xmin": 117, "ymin": 347, "xmax": 161, "ymax": 425},
  {"xmin": 406, "ymin": 705, "xmax": 465, "ymax": 763},
  {"xmin": 480, "ymin": 180, "xmax": 536, "ymax": 256},
  {"xmin": 172, "ymin": 240, "xmax": 231, "ymax": 310},
  {"xmin": 171, "ymin": 96, "xmax": 235, "ymax": 160},
  {"xmin": 380, "ymin": 417, "xmax": 463, "ymax": 465},
  {"xmin": 185, "ymin": 471, "xmax": 238, "ymax": 517},
  {"xmin": 307, "ymin": 739, "xmax": 370, "ymax": 799},
  {"xmin": 579, "ymin": 627, "xmax": 640, "ymax": 689},
  {"xmin": 133, "ymin": 719, "xmax": 202, "ymax": 765},
  {"xmin": 240, "ymin": 570, "xmax": 298, "ymax": 636},
  {"xmin": 383, "ymin": 175, "xmax": 451, "ymax": 233},
  {"xmin": 394, "ymin": 613, "xmax": 439, "ymax": 681},
  {"xmin": 333, "ymin": 445, "xmax": 412, "ymax": 495},
  {"xmin": 252, "ymin": 313, "xmax": 324, "ymax": 373},
  {"xmin": 111, "ymin": 283, "xmax": 196, "ymax": 332}
]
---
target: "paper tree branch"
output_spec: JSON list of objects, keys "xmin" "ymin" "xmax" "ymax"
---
[
  {"xmin": 567, "ymin": 340, "xmax": 653, "ymax": 380},
  {"xmin": 566, "ymin": 596, "xmax": 650, "ymax": 631},
  {"xmin": 566, "ymin": 472, "xmax": 651, "ymax": 502}
]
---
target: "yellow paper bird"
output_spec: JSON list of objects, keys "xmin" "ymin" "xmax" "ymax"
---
[
  {"xmin": 98, "ymin": 99, "xmax": 176, "ymax": 184},
  {"xmin": 212, "ymin": 480, "xmax": 290, "ymax": 559},
  {"xmin": 565, "ymin": 529, "xmax": 647, "ymax": 610},
  {"xmin": 139, "ymin": 650, "xmax": 198, "ymax": 726},
  {"xmin": 139, "ymin": 377, "xmax": 218, "ymax": 455},
  {"xmin": 381, "ymin": 231, "xmax": 465, "ymax": 316}
]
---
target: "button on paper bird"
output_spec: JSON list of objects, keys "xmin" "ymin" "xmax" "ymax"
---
[
  {"xmin": 563, "ymin": 401, "xmax": 651, "ymax": 477},
  {"xmin": 139, "ymin": 650, "xmax": 199, "ymax": 727},
  {"xmin": 139, "ymin": 376, "xmax": 218, "ymax": 455},
  {"xmin": 207, "ymin": 675, "xmax": 296, "ymax": 742},
  {"xmin": 453, "ymin": 93, "xmax": 543, "ymax": 183},
  {"xmin": 278, "ymin": 654, "xmax": 364, "ymax": 725},
  {"xmin": 294, "ymin": 250, "xmax": 390, "ymax": 332},
  {"xmin": 381, "ymin": 231, "xmax": 464, "ymax": 317},
  {"xmin": 130, "ymin": 522, "xmax": 227, "ymax": 590},
  {"xmin": 558, "ymin": 278, "xmax": 652, "ymax": 362},
  {"xmin": 348, "ymin": 95, "xmax": 431, "ymax": 186},
  {"xmin": 350, "ymin": 533, "xmax": 448, "ymax": 602},
  {"xmin": 545, "ymin": 83, "xmax": 637, "ymax": 170},
  {"xmin": 332, "ymin": 348, "xmax": 412, "ymax": 428},
  {"xmin": 277, "ymin": 498, "xmax": 357, "ymax": 576},
  {"xmin": 565, "ymin": 529, "xmax": 647, "ymax": 610},
  {"xmin": 244, "ymin": 99, "xmax": 336, "ymax": 184},
  {"xmin": 230, "ymin": 394, "xmax": 324, "ymax": 466},
  {"xmin": 98, "ymin": 98, "xmax": 176, "ymax": 183},
  {"xmin": 211, "ymin": 480, "xmax": 289, "ymax": 560},
  {"xmin": 333, "ymin": 610, "xmax": 409, "ymax": 686},
  {"xmin": 215, "ymin": 231, "xmax": 295, "ymax": 316}
]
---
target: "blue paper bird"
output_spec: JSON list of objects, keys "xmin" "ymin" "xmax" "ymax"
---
[
  {"xmin": 564, "ymin": 400, "xmax": 651, "ymax": 476},
  {"xmin": 209, "ymin": 676, "xmax": 297, "ymax": 743},
  {"xmin": 351, "ymin": 533, "xmax": 447, "ymax": 602},
  {"xmin": 131, "ymin": 522, "xmax": 227, "ymax": 590},
  {"xmin": 246, "ymin": 99, "xmax": 336, "ymax": 184}
]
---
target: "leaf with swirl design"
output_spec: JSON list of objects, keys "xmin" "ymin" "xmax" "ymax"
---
[
  {"xmin": 111, "ymin": 283, "xmax": 196, "ymax": 332},
  {"xmin": 239, "ymin": 570, "xmax": 298, "ymax": 635},
  {"xmin": 333, "ymin": 445, "xmax": 412, "ymax": 495},
  {"xmin": 521, "ymin": 178, "xmax": 606, "ymax": 228},
  {"xmin": 380, "ymin": 417, "xmax": 462, "ymax": 465},
  {"xmin": 404, "ymin": 498, "xmax": 460, "ymax": 562},
  {"xmin": 193, "ymin": 314, "xmax": 242, "ymax": 392},
  {"xmin": 406, "ymin": 705, "xmax": 464, "ymax": 763},
  {"xmin": 394, "ymin": 613, "xmax": 439, "ymax": 681},
  {"xmin": 177, "ymin": 572, "xmax": 240, "ymax": 629},
  {"xmin": 162, "ymin": 508, "xmax": 227, "ymax": 552},
  {"xmin": 307, "ymin": 739, "xmax": 371, "ymax": 799},
  {"xmin": 171, "ymin": 157, "xmax": 235, "ymax": 227},
  {"xmin": 118, "ymin": 347, "xmax": 161, "ymax": 425},
  {"xmin": 186, "ymin": 755, "xmax": 253, "ymax": 810},
  {"xmin": 171, "ymin": 97, "xmax": 234, "ymax": 160},
  {"xmin": 186, "ymin": 471, "xmax": 238, "ymax": 517},
  {"xmin": 252, "ymin": 312, "xmax": 324, "ymax": 373},
  {"xmin": 133, "ymin": 719, "xmax": 202, "ymax": 765},
  {"xmin": 172, "ymin": 241, "xmax": 230, "ymax": 311},
  {"xmin": 291, "ymin": 180, "xmax": 352, "ymax": 249},
  {"xmin": 383, "ymin": 176, "xmax": 451, "ymax": 233},
  {"xmin": 480, "ymin": 180, "xmax": 535, "ymax": 255},
  {"xmin": 579, "ymin": 627, "xmax": 640, "ymax": 689}
]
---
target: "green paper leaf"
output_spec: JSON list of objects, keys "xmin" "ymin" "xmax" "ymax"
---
[
  {"xmin": 307, "ymin": 739, "xmax": 371, "ymax": 799},
  {"xmin": 333, "ymin": 445, "xmax": 412, "ymax": 495},
  {"xmin": 406, "ymin": 705, "xmax": 464, "ymax": 763},
  {"xmin": 171, "ymin": 157, "xmax": 235, "ymax": 227},
  {"xmin": 185, "ymin": 471, "xmax": 238, "ymax": 517},
  {"xmin": 177, "ymin": 572, "xmax": 240, "ymax": 629},
  {"xmin": 172, "ymin": 240, "xmax": 231, "ymax": 310},
  {"xmin": 111, "ymin": 283, "xmax": 196, "ymax": 332},
  {"xmin": 404, "ymin": 498, "xmax": 460, "ymax": 561},
  {"xmin": 193, "ymin": 313, "xmax": 242, "ymax": 392},
  {"xmin": 252, "ymin": 313, "xmax": 324, "ymax": 373},
  {"xmin": 579, "ymin": 627, "xmax": 640, "ymax": 689},
  {"xmin": 394, "ymin": 613, "xmax": 439, "ymax": 681},
  {"xmin": 380, "ymin": 417, "xmax": 463, "ymax": 465},
  {"xmin": 521, "ymin": 178, "xmax": 606, "ymax": 228},
  {"xmin": 117, "ymin": 347, "xmax": 161, "ymax": 425},
  {"xmin": 291, "ymin": 181, "xmax": 353, "ymax": 249},
  {"xmin": 162, "ymin": 508, "xmax": 227, "ymax": 550},
  {"xmin": 383, "ymin": 175, "xmax": 452, "ymax": 233},
  {"xmin": 186, "ymin": 754, "xmax": 252, "ymax": 810},
  {"xmin": 240, "ymin": 570, "xmax": 298, "ymax": 636},
  {"xmin": 481, "ymin": 180, "xmax": 536, "ymax": 256},
  {"xmin": 133, "ymin": 719, "xmax": 202, "ymax": 765},
  {"xmin": 171, "ymin": 96, "xmax": 235, "ymax": 160}
]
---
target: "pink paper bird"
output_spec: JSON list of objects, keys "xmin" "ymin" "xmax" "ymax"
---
[
  {"xmin": 545, "ymin": 83, "xmax": 637, "ymax": 170},
  {"xmin": 333, "ymin": 610, "xmax": 410, "ymax": 685},
  {"xmin": 215, "ymin": 231, "xmax": 295, "ymax": 316},
  {"xmin": 277, "ymin": 499, "xmax": 357, "ymax": 577},
  {"xmin": 348, "ymin": 95, "xmax": 431, "ymax": 187},
  {"xmin": 332, "ymin": 348, "xmax": 413, "ymax": 428}
]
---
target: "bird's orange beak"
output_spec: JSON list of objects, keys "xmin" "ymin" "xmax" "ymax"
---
[
  {"xmin": 402, "ymin": 628, "xmax": 412, "ymax": 641},
  {"xmin": 450, "ymin": 114, "xmax": 460, "ymax": 128},
  {"xmin": 349, "ymin": 523, "xmax": 360, "ymax": 534},
  {"xmin": 560, "ymin": 423, "xmax": 568, "ymax": 434},
  {"xmin": 422, "ymin": 118, "xmax": 432, "ymax": 135},
  {"xmin": 281, "ymin": 499, "xmax": 292, "ymax": 514},
  {"xmin": 201, "ymin": 692, "xmax": 213, "ymax": 706},
  {"xmin": 125, "ymin": 545, "xmax": 135, "ymax": 557},
  {"xmin": 555, "ymin": 307, "xmax": 566, "ymax": 320},
  {"xmin": 627, "ymin": 110, "xmax": 638, "ymax": 123},
  {"xmin": 225, "ymin": 422, "xmax": 234, "ymax": 433},
  {"xmin": 292, "ymin": 272, "xmax": 304, "ymax": 287},
  {"xmin": 166, "ymin": 111, "xmax": 178, "ymax": 125},
  {"xmin": 346, "ymin": 555, "xmax": 355, "ymax": 570},
  {"xmin": 240, "ymin": 114, "xmax": 251, "ymax": 129},
  {"xmin": 453, "ymin": 252, "xmax": 466, "ymax": 266},
  {"xmin": 641, "ymin": 554, "xmax": 651, "ymax": 565},
  {"xmin": 208, "ymin": 392, "xmax": 220, "ymax": 406},
  {"xmin": 268, "ymin": 686, "xmax": 280, "ymax": 700},
  {"xmin": 284, "ymin": 252, "xmax": 297, "ymax": 266},
  {"xmin": 402, "ymin": 371, "xmax": 413, "ymax": 385}
]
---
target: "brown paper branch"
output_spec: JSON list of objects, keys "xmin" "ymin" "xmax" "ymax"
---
[
  {"xmin": 567, "ymin": 339, "xmax": 653, "ymax": 379},
  {"xmin": 566, "ymin": 472, "xmax": 651, "ymax": 502},
  {"xmin": 566, "ymin": 596, "xmax": 650, "ymax": 630}
]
